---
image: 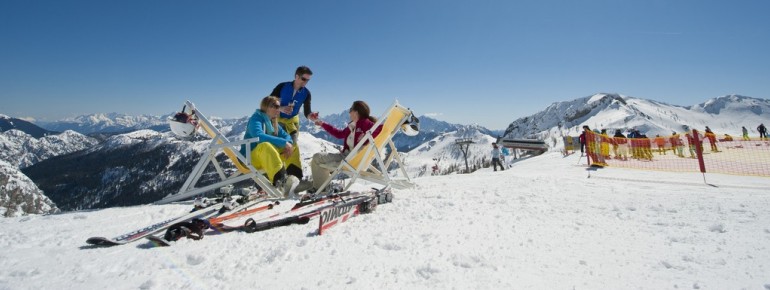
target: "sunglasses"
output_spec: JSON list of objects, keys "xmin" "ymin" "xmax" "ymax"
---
[
  {"xmin": 270, "ymin": 103, "xmax": 280, "ymax": 109},
  {"xmin": 300, "ymin": 76, "xmax": 310, "ymax": 82}
]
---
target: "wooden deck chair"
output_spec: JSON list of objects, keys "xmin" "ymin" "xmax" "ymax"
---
[
  {"xmin": 156, "ymin": 101, "xmax": 283, "ymax": 204},
  {"xmin": 314, "ymin": 100, "xmax": 417, "ymax": 195}
]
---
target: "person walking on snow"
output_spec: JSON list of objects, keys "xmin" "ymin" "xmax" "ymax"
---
[
  {"xmin": 653, "ymin": 134, "xmax": 666, "ymax": 155},
  {"xmin": 759, "ymin": 123, "xmax": 768, "ymax": 140},
  {"xmin": 613, "ymin": 129, "xmax": 628, "ymax": 160},
  {"xmin": 742, "ymin": 126, "xmax": 750, "ymax": 141},
  {"xmin": 491, "ymin": 143, "xmax": 505, "ymax": 171},
  {"xmin": 685, "ymin": 132, "xmax": 696, "ymax": 158},
  {"xmin": 579, "ymin": 126, "xmax": 588, "ymax": 155},
  {"xmin": 270, "ymin": 66, "xmax": 316, "ymax": 180},
  {"xmin": 704, "ymin": 126, "xmax": 719, "ymax": 152},
  {"xmin": 670, "ymin": 131, "xmax": 685, "ymax": 157}
]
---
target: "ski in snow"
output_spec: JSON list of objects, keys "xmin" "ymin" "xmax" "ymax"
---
[
  {"xmin": 85, "ymin": 204, "xmax": 221, "ymax": 246},
  {"xmin": 147, "ymin": 199, "xmax": 281, "ymax": 247},
  {"xmin": 241, "ymin": 194, "xmax": 375, "ymax": 233},
  {"xmin": 318, "ymin": 196, "xmax": 376, "ymax": 235},
  {"xmin": 86, "ymin": 196, "xmax": 270, "ymax": 247}
]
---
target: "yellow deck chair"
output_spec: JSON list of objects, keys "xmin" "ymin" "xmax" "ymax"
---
[
  {"xmin": 157, "ymin": 101, "xmax": 283, "ymax": 204},
  {"xmin": 314, "ymin": 100, "xmax": 417, "ymax": 195}
]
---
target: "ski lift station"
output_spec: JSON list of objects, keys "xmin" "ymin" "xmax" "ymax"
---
[{"xmin": 497, "ymin": 138, "xmax": 548, "ymax": 157}]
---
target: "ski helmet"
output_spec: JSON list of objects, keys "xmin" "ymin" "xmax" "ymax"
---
[
  {"xmin": 168, "ymin": 113, "xmax": 197, "ymax": 137},
  {"xmin": 400, "ymin": 114, "xmax": 419, "ymax": 136}
]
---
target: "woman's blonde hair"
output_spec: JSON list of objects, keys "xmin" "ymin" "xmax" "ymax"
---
[{"xmin": 259, "ymin": 96, "xmax": 280, "ymax": 135}]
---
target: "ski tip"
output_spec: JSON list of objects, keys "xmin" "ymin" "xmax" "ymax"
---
[{"xmin": 85, "ymin": 237, "xmax": 122, "ymax": 247}]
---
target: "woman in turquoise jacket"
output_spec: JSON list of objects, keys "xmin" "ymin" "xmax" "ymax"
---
[{"xmin": 241, "ymin": 96, "xmax": 297, "ymax": 190}]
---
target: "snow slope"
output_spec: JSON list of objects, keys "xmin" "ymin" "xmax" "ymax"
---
[{"xmin": 2, "ymin": 152, "xmax": 769, "ymax": 289}]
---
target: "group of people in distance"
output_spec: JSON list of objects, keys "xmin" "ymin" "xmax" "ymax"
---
[
  {"xmin": 239, "ymin": 66, "xmax": 381, "ymax": 198},
  {"xmin": 576, "ymin": 123, "xmax": 768, "ymax": 164},
  {"xmin": 748, "ymin": 124, "xmax": 768, "ymax": 140}
]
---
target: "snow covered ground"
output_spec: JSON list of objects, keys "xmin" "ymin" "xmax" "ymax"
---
[{"xmin": 1, "ymin": 152, "xmax": 769, "ymax": 289}]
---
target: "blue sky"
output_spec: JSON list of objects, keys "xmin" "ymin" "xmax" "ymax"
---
[{"xmin": 2, "ymin": 0, "xmax": 769, "ymax": 130}]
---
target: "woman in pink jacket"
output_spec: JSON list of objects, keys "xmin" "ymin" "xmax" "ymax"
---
[{"xmin": 307, "ymin": 100, "xmax": 382, "ymax": 191}]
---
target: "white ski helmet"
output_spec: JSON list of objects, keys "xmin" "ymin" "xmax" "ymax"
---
[
  {"xmin": 400, "ymin": 114, "xmax": 419, "ymax": 136},
  {"xmin": 168, "ymin": 112, "xmax": 197, "ymax": 137}
]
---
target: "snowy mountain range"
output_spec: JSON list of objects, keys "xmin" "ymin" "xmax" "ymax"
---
[
  {"xmin": 22, "ymin": 130, "xmax": 217, "ymax": 211},
  {"xmin": 502, "ymin": 93, "xmax": 770, "ymax": 149},
  {"xmin": 0, "ymin": 128, "xmax": 97, "ymax": 216},
  {"xmin": 35, "ymin": 110, "xmax": 501, "ymax": 152},
  {"xmin": 37, "ymin": 112, "xmax": 175, "ymax": 134},
  {"xmin": 21, "ymin": 130, "xmax": 339, "ymax": 211}
]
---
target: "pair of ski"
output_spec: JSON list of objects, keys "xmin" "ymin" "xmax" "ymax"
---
[
  {"xmin": 230, "ymin": 187, "xmax": 392, "ymax": 235},
  {"xmin": 85, "ymin": 196, "xmax": 274, "ymax": 247},
  {"xmin": 238, "ymin": 192, "xmax": 375, "ymax": 234},
  {"xmin": 148, "ymin": 188, "xmax": 390, "ymax": 246}
]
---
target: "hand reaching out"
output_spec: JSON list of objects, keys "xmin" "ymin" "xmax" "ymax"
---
[{"xmin": 308, "ymin": 112, "xmax": 319, "ymax": 122}]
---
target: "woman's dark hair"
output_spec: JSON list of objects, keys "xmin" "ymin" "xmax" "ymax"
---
[
  {"xmin": 351, "ymin": 100, "xmax": 376, "ymax": 122},
  {"xmin": 295, "ymin": 66, "xmax": 313, "ymax": 76}
]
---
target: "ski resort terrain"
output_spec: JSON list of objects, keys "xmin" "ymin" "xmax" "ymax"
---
[{"xmin": 1, "ymin": 152, "xmax": 768, "ymax": 289}]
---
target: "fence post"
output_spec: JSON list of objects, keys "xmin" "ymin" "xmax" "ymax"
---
[{"xmin": 693, "ymin": 129, "xmax": 706, "ymax": 174}]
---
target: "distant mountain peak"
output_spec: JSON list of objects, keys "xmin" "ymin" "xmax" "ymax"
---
[
  {"xmin": 588, "ymin": 93, "xmax": 627, "ymax": 105},
  {"xmin": 692, "ymin": 94, "xmax": 768, "ymax": 115},
  {"xmin": 0, "ymin": 114, "xmax": 59, "ymax": 138}
]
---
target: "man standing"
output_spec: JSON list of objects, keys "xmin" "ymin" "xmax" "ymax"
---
[
  {"xmin": 270, "ymin": 66, "xmax": 316, "ymax": 179},
  {"xmin": 491, "ymin": 143, "xmax": 504, "ymax": 171},
  {"xmin": 579, "ymin": 125, "xmax": 589, "ymax": 155},
  {"xmin": 742, "ymin": 126, "xmax": 750, "ymax": 141},
  {"xmin": 759, "ymin": 123, "xmax": 768, "ymax": 140}
]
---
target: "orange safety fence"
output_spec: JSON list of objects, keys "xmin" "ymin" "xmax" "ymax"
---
[{"xmin": 578, "ymin": 129, "xmax": 770, "ymax": 177}]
